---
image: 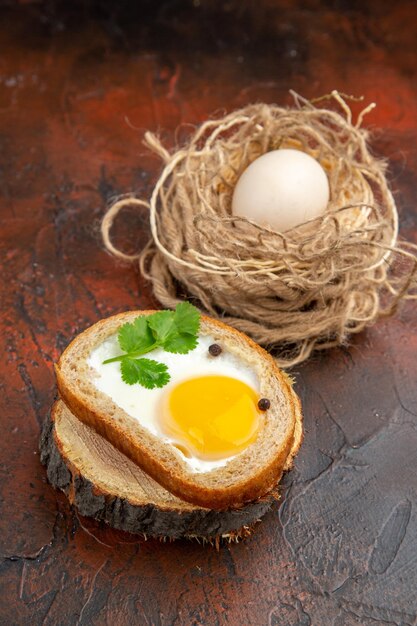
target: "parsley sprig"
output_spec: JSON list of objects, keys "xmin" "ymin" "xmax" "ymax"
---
[{"xmin": 103, "ymin": 302, "xmax": 200, "ymax": 389}]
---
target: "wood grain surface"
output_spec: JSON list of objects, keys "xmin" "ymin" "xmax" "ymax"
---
[{"xmin": 1, "ymin": 1, "xmax": 416, "ymax": 624}]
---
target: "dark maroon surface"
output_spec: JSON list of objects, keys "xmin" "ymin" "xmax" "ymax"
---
[{"xmin": 1, "ymin": 2, "xmax": 417, "ymax": 624}]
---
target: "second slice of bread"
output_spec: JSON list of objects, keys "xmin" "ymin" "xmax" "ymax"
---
[{"xmin": 56, "ymin": 311, "xmax": 302, "ymax": 510}]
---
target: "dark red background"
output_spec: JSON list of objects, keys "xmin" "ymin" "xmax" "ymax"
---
[{"xmin": 1, "ymin": 1, "xmax": 416, "ymax": 624}]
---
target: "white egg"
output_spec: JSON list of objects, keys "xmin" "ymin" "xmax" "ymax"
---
[
  {"xmin": 88, "ymin": 334, "xmax": 260, "ymax": 473},
  {"xmin": 231, "ymin": 149, "xmax": 330, "ymax": 232}
]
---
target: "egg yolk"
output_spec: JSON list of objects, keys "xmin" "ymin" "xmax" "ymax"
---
[{"xmin": 160, "ymin": 375, "xmax": 260, "ymax": 461}]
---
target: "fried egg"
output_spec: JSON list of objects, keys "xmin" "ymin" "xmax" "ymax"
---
[{"xmin": 88, "ymin": 334, "xmax": 260, "ymax": 472}]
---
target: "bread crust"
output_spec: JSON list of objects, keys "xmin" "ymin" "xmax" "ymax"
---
[{"xmin": 56, "ymin": 311, "xmax": 302, "ymax": 510}]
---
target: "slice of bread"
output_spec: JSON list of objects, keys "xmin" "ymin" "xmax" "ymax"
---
[
  {"xmin": 56, "ymin": 311, "xmax": 302, "ymax": 510},
  {"xmin": 40, "ymin": 401, "xmax": 277, "ymax": 540}
]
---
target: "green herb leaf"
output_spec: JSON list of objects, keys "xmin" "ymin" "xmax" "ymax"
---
[
  {"xmin": 147, "ymin": 310, "xmax": 177, "ymax": 343},
  {"xmin": 163, "ymin": 302, "xmax": 200, "ymax": 354},
  {"xmin": 118, "ymin": 316, "xmax": 155, "ymax": 354},
  {"xmin": 121, "ymin": 358, "xmax": 170, "ymax": 389},
  {"xmin": 173, "ymin": 301, "xmax": 200, "ymax": 337},
  {"xmin": 163, "ymin": 333, "xmax": 198, "ymax": 354}
]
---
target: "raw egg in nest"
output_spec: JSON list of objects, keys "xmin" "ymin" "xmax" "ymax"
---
[{"xmin": 232, "ymin": 148, "xmax": 330, "ymax": 232}]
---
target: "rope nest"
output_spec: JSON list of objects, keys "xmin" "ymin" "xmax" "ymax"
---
[{"xmin": 102, "ymin": 91, "xmax": 417, "ymax": 367}]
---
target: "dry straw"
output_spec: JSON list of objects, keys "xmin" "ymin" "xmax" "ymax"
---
[{"xmin": 102, "ymin": 91, "xmax": 417, "ymax": 367}]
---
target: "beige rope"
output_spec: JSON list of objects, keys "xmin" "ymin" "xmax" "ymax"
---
[
  {"xmin": 102, "ymin": 92, "xmax": 417, "ymax": 367},
  {"xmin": 101, "ymin": 197, "xmax": 150, "ymax": 262}
]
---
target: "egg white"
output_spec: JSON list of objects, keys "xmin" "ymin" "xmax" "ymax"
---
[{"xmin": 87, "ymin": 333, "xmax": 259, "ymax": 473}]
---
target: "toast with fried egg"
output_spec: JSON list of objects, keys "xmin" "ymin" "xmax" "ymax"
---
[{"xmin": 55, "ymin": 311, "xmax": 302, "ymax": 510}]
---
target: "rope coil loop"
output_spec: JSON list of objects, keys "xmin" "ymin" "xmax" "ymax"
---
[{"xmin": 101, "ymin": 197, "xmax": 150, "ymax": 262}]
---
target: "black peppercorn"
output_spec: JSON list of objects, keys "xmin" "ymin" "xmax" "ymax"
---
[
  {"xmin": 258, "ymin": 398, "xmax": 271, "ymax": 411},
  {"xmin": 208, "ymin": 343, "xmax": 222, "ymax": 356}
]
